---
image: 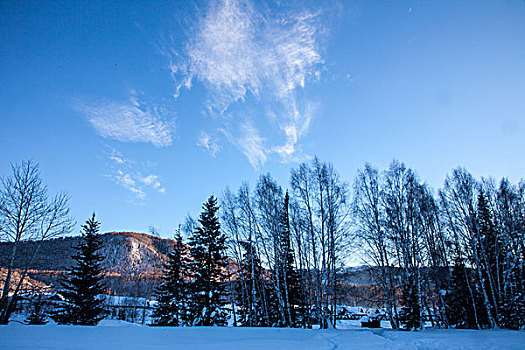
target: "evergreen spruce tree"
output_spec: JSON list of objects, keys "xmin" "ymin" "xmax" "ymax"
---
[
  {"xmin": 496, "ymin": 180, "xmax": 525, "ymax": 329},
  {"xmin": 278, "ymin": 191, "xmax": 303, "ymax": 327},
  {"xmin": 445, "ymin": 257, "xmax": 482, "ymax": 328},
  {"xmin": 187, "ymin": 196, "xmax": 229, "ymax": 326},
  {"xmin": 151, "ymin": 231, "xmax": 190, "ymax": 326},
  {"xmin": 53, "ymin": 214, "xmax": 106, "ymax": 325},
  {"xmin": 237, "ymin": 240, "xmax": 270, "ymax": 327},
  {"xmin": 25, "ymin": 295, "xmax": 48, "ymax": 325},
  {"xmin": 476, "ymin": 192, "xmax": 501, "ymax": 327},
  {"xmin": 398, "ymin": 275, "xmax": 421, "ymax": 330}
]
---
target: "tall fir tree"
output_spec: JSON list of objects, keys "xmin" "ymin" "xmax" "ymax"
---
[
  {"xmin": 25, "ymin": 294, "xmax": 48, "ymax": 325},
  {"xmin": 445, "ymin": 257, "xmax": 484, "ymax": 329},
  {"xmin": 237, "ymin": 240, "xmax": 271, "ymax": 327},
  {"xmin": 187, "ymin": 196, "xmax": 229, "ymax": 326},
  {"xmin": 398, "ymin": 274, "xmax": 422, "ymax": 330},
  {"xmin": 151, "ymin": 231, "xmax": 190, "ymax": 326},
  {"xmin": 477, "ymin": 193, "xmax": 502, "ymax": 312},
  {"xmin": 53, "ymin": 214, "xmax": 106, "ymax": 325},
  {"xmin": 496, "ymin": 180, "xmax": 525, "ymax": 329},
  {"xmin": 278, "ymin": 191, "xmax": 303, "ymax": 327}
]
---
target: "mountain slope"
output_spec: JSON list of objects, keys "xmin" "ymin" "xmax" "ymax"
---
[
  {"xmin": 0, "ymin": 232, "xmax": 384, "ymax": 301},
  {"xmin": 0, "ymin": 232, "xmax": 175, "ymax": 275},
  {"xmin": 0, "ymin": 232, "xmax": 180, "ymax": 297}
]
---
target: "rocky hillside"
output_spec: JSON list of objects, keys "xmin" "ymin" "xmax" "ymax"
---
[
  {"xmin": 0, "ymin": 232, "xmax": 180, "ymax": 297},
  {"xmin": 0, "ymin": 232, "xmax": 387, "ymax": 301},
  {"xmin": 0, "ymin": 232, "xmax": 175, "ymax": 275}
]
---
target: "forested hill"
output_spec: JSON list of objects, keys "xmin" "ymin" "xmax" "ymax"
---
[
  {"xmin": 0, "ymin": 232, "xmax": 381, "ymax": 284},
  {"xmin": 0, "ymin": 232, "xmax": 175, "ymax": 275},
  {"xmin": 0, "ymin": 232, "xmax": 386, "ymax": 300}
]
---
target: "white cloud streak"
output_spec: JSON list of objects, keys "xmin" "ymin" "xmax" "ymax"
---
[
  {"xmin": 236, "ymin": 121, "xmax": 267, "ymax": 169},
  {"xmin": 166, "ymin": 0, "xmax": 324, "ymax": 166},
  {"xmin": 115, "ymin": 170, "xmax": 146, "ymax": 200},
  {"xmin": 108, "ymin": 149, "xmax": 166, "ymax": 201},
  {"xmin": 273, "ymin": 99, "xmax": 316, "ymax": 160},
  {"xmin": 197, "ymin": 131, "xmax": 221, "ymax": 157},
  {"xmin": 76, "ymin": 94, "xmax": 174, "ymax": 147},
  {"xmin": 220, "ymin": 119, "xmax": 267, "ymax": 169}
]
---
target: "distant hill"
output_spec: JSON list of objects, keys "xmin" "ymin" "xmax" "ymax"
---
[
  {"xmin": 0, "ymin": 232, "xmax": 179, "ymax": 297},
  {"xmin": 0, "ymin": 232, "xmax": 175, "ymax": 275},
  {"xmin": 0, "ymin": 232, "xmax": 391, "ymax": 303},
  {"xmin": 338, "ymin": 266, "xmax": 378, "ymax": 286}
]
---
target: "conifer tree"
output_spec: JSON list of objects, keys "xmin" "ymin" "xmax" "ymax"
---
[
  {"xmin": 445, "ymin": 257, "xmax": 483, "ymax": 328},
  {"xmin": 237, "ymin": 240, "xmax": 270, "ymax": 327},
  {"xmin": 278, "ymin": 191, "xmax": 303, "ymax": 327},
  {"xmin": 475, "ymin": 192, "xmax": 500, "ymax": 327},
  {"xmin": 398, "ymin": 275, "xmax": 422, "ymax": 330},
  {"xmin": 53, "ymin": 214, "xmax": 106, "ymax": 325},
  {"xmin": 187, "ymin": 196, "xmax": 229, "ymax": 326},
  {"xmin": 478, "ymin": 194, "xmax": 502, "ymax": 305},
  {"xmin": 151, "ymin": 231, "xmax": 190, "ymax": 326},
  {"xmin": 495, "ymin": 179, "xmax": 525, "ymax": 329},
  {"xmin": 25, "ymin": 295, "xmax": 48, "ymax": 325}
]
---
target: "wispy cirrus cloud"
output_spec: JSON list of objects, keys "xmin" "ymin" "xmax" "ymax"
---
[
  {"xmin": 76, "ymin": 93, "xmax": 174, "ymax": 147},
  {"xmin": 114, "ymin": 170, "xmax": 147, "ymax": 200},
  {"xmin": 164, "ymin": 0, "xmax": 326, "ymax": 167},
  {"xmin": 222, "ymin": 120, "xmax": 267, "ymax": 169},
  {"xmin": 108, "ymin": 149, "xmax": 166, "ymax": 202},
  {"xmin": 273, "ymin": 99, "xmax": 317, "ymax": 160},
  {"xmin": 197, "ymin": 131, "xmax": 221, "ymax": 157}
]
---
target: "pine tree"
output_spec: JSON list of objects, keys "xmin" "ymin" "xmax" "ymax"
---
[
  {"xmin": 496, "ymin": 180, "xmax": 525, "ymax": 329},
  {"xmin": 151, "ymin": 231, "xmax": 190, "ymax": 326},
  {"xmin": 398, "ymin": 274, "xmax": 421, "ymax": 330},
  {"xmin": 187, "ymin": 196, "xmax": 229, "ymax": 326},
  {"xmin": 476, "ymin": 192, "xmax": 501, "ymax": 326},
  {"xmin": 53, "ymin": 214, "xmax": 106, "ymax": 325},
  {"xmin": 25, "ymin": 295, "xmax": 48, "ymax": 325},
  {"xmin": 278, "ymin": 191, "xmax": 304, "ymax": 327},
  {"xmin": 445, "ymin": 257, "xmax": 483, "ymax": 329},
  {"xmin": 237, "ymin": 240, "xmax": 270, "ymax": 327}
]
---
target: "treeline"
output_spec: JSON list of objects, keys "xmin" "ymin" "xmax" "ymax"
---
[
  {"xmin": 153, "ymin": 157, "xmax": 525, "ymax": 330},
  {"xmin": 219, "ymin": 158, "xmax": 524, "ymax": 330},
  {"xmin": 2, "ymin": 159, "xmax": 524, "ymax": 330},
  {"xmin": 220, "ymin": 158, "xmax": 350, "ymax": 328},
  {"xmin": 149, "ymin": 159, "xmax": 349, "ymax": 328},
  {"xmin": 353, "ymin": 161, "xmax": 525, "ymax": 330},
  {"xmin": 102, "ymin": 158, "xmax": 525, "ymax": 330}
]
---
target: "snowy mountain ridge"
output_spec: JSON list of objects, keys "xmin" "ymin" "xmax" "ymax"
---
[{"xmin": 0, "ymin": 232, "xmax": 176, "ymax": 275}]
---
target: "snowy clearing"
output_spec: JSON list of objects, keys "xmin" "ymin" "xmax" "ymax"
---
[{"xmin": 1, "ymin": 320, "xmax": 524, "ymax": 350}]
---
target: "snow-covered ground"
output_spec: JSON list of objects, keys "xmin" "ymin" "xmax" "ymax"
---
[{"xmin": 1, "ymin": 320, "xmax": 524, "ymax": 349}]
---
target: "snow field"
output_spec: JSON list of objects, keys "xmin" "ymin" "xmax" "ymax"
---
[{"xmin": 1, "ymin": 320, "xmax": 524, "ymax": 350}]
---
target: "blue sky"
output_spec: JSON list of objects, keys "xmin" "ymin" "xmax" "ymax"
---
[{"xmin": 1, "ymin": 0, "xmax": 524, "ymax": 237}]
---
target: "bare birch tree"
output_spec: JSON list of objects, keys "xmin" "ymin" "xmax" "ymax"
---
[{"xmin": 0, "ymin": 160, "xmax": 74, "ymax": 324}]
